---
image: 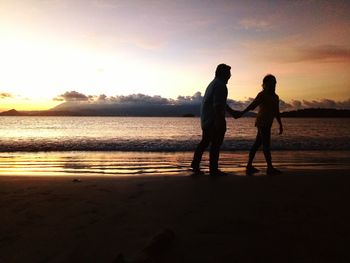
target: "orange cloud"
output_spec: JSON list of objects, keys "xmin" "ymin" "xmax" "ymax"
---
[
  {"xmin": 295, "ymin": 45, "xmax": 350, "ymax": 63},
  {"xmin": 0, "ymin": 92, "xmax": 13, "ymax": 99}
]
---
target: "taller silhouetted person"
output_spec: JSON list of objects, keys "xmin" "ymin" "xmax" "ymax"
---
[{"xmin": 191, "ymin": 64, "xmax": 238, "ymax": 176}]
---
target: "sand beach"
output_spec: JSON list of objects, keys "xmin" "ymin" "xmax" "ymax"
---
[{"xmin": 1, "ymin": 151, "xmax": 350, "ymax": 262}]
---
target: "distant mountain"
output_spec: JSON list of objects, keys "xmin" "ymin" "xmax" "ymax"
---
[
  {"xmin": 0, "ymin": 102, "xmax": 201, "ymax": 117},
  {"xmin": 49, "ymin": 101, "xmax": 260, "ymax": 117},
  {"xmin": 280, "ymin": 108, "xmax": 350, "ymax": 118},
  {"xmin": 49, "ymin": 101, "xmax": 201, "ymax": 117},
  {"xmin": 26, "ymin": 110, "xmax": 80, "ymax": 116},
  {"xmin": 0, "ymin": 109, "xmax": 79, "ymax": 116},
  {"xmin": 0, "ymin": 109, "xmax": 26, "ymax": 116}
]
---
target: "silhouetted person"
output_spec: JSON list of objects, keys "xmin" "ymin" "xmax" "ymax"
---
[
  {"xmin": 238, "ymin": 74, "xmax": 283, "ymax": 175},
  {"xmin": 191, "ymin": 64, "xmax": 238, "ymax": 176}
]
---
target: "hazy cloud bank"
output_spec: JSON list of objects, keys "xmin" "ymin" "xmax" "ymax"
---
[
  {"xmin": 52, "ymin": 91, "xmax": 204, "ymax": 116},
  {"xmin": 0, "ymin": 92, "xmax": 13, "ymax": 99},
  {"xmin": 54, "ymin": 91, "xmax": 203, "ymax": 105},
  {"xmin": 229, "ymin": 97, "xmax": 350, "ymax": 111},
  {"xmin": 54, "ymin": 91, "xmax": 92, "ymax": 102},
  {"xmin": 53, "ymin": 91, "xmax": 350, "ymax": 113},
  {"xmin": 290, "ymin": 98, "xmax": 350, "ymax": 110}
]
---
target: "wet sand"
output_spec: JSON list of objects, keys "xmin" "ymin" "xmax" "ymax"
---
[{"xmin": 0, "ymin": 151, "xmax": 350, "ymax": 262}]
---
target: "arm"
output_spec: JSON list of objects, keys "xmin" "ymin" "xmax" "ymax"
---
[
  {"xmin": 239, "ymin": 93, "xmax": 262, "ymax": 117},
  {"xmin": 276, "ymin": 112, "xmax": 283, "ymax": 135},
  {"xmin": 226, "ymin": 104, "xmax": 240, "ymax": 118},
  {"xmin": 276, "ymin": 99, "xmax": 283, "ymax": 135}
]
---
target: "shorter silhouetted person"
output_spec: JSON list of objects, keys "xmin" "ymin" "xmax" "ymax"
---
[
  {"xmin": 191, "ymin": 64, "xmax": 239, "ymax": 176},
  {"xmin": 238, "ymin": 74, "xmax": 283, "ymax": 175}
]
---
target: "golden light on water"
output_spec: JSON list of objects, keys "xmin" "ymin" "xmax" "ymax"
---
[
  {"xmin": 1, "ymin": 151, "xmax": 349, "ymax": 177},
  {"xmin": 0, "ymin": 152, "xmax": 195, "ymax": 177}
]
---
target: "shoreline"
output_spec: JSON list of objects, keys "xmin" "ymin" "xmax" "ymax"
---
[{"xmin": 0, "ymin": 150, "xmax": 349, "ymax": 178}]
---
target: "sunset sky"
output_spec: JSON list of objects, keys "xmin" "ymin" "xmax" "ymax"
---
[{"xmin": 0, "ymin": 0, "xmax": 349, "ymax": 111}]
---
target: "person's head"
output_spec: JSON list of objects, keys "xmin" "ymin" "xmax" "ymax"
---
[
  {"xmin": 262, "ymin": 74, "xmax": 276, "ymax": 94},
  {"xmin": 215, "ymin": 64, "xmax": 231, "ymax": 83}
]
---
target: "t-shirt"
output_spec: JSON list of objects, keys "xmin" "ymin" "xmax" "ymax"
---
[
  {"xmin": 200, "ymin": 78, "xmax": 228, "ymax": 129},
  {"xmin": 252, "ymin": 91, "xmax": 279, "ymax": 127}
]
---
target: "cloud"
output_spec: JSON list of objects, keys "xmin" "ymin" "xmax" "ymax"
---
[
  {"xmin": 0, "ymin": 92, "xmax": 13, "ymax": 99},
  {"xmin": 337, "ymin": 99, "xmax": 350, "ymax": 109},
  {"xmin": 300, "ymin": 98, "xmax": 350, "ymax": 109},
  {"xmin": 54, "ymin": 91, "xmax": 91, "ymax": 102},
  {"xmin": 113, "ymin": 92, "xmax": 203, "ymax": 105},
  {"xmin": 238, "ymin": 18, "xmax": 272, "ymax": 31},
  {"xmin": 227, "ymin": 97, "xmax": 254, "ymax": 110},
  {"xmin": 53, "ymin": 91, "xmax": 350, "ymax": 112},
  {"xmin": 244, "ymin": 37, "xmax": 350, "ymax": 64},
  {"xmin": 54, "ymin": 91, "xmax": 204, "ymax": 105},
  {"xmin": 279, "ymin": 99, "xmax": 294, "ymax": 111},
  {"xmin": 227, "ymin": 97, "xmax": 350, "ymax": 111},
  {"xmin": 97, "ymin": 94, "xmax": 107, "ymax": 101},
  {"xmin": 109, "ymin": 94, "xmax": 171, "ymax": 104},
  {"xmin": 52, "ymin": 91, "xmax": 204, "ymax": 116},
  {"xmin": 176, "ymin": 92, "xmax": 203, "ymax": 104},
  {"xmin": 274, "ymin": 98, "xmax": 350, "ymax": 111},
  {"xmin": 226, "ymin": 97, "xmax": 293, "ymax": 111},
  {"xmin": 295, "ymin": 45, "xmax": 350, "ymax": 63}
]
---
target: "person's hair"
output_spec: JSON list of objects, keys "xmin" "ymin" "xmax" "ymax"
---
[
  {"xmin": 262, "ymin": 74, "xmax": 276, "ymax": 94},
  {"xmin": 263, "ymin": 74, "xmax": 276, "ymax": 86},
  {"xmin": 215, "ymin": 64, "xmax": 231, "ymax": 78}
]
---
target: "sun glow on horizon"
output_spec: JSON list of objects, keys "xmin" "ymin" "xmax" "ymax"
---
[
  {"xmin": 0, "ymin": 0, "xmax": 349, "ymax": 111},
  {"xmin": 0, "ymin": 28, "xmax": 206, "ymax": 110},
  {"xmin": 0, "ymin": 97, "xmax": 60, "ymax": 111}
]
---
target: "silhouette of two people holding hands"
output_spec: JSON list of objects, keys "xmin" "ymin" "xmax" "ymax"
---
[{"xmin": 191, "ymin": 64, "xmax": 283, "ymax": 176}]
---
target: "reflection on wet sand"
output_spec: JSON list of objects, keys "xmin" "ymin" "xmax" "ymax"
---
[{"xmin": 0, "ymin": 151, "xmax": 349, "ymax": 177}]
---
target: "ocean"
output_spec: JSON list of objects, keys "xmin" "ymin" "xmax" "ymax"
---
[
  {"xmin": 0, "ymin": 116, "xmax": 349, "ymax": 176},
  {"xmin": 0, "ymin": 116, "xmax": 349, "ymax": 152}
]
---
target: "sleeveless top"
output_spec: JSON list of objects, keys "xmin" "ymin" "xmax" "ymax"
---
[{"xmin": 254, "ymin": 91, "xmax": 279, "ymax": 127}]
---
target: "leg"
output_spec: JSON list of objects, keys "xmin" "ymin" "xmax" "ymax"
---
[
  {"xmin": 260, "ymin": 127, "xmax": 272, "ymax": 168},
  {"xmin": 260, "ymin": 127, "xmax": 281, "ymax": 175},
  {"xmin": 247, "ymin": 129, "xmax": 262, "ymax": 167},
  {"xmin": 191, "ymin": 129, "xmax": 211, "ymax": 171},
  {"xmin": 209, "ymin": 127, "xmax": 225, "ymax": 173}
]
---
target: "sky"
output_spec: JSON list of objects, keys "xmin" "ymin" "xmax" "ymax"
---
[{"xmin": 0, "ymin": 0, "xmax": 350, "ymax": 111}]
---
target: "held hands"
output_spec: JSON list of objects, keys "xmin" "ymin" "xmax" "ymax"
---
[{"xmin": 232, "ymin": 110, "xmax": 243, "ymax": 119}]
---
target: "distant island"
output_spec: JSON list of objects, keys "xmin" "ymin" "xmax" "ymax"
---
[
  {"xmin": 0, "ymin": 106, "xmax": 201, "ymax": 117},
  {"xmin": 1, "ymin": 107, "xmax": 350, "ymax": 117},
  {"xmin": 0, "ymin": 109, "xmax": 81, "ymax": 117},
  {"xmin": 280, "ymin": 108, "xmax": 350, "ymax": 118},
  {"xmin": 182, "ymin": 113, "xmax": 195, "ymax": 117}
]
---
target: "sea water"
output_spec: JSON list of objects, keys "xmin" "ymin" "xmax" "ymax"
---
[{"xmin": 0, "ymin": 116, "xmax": 349, "ymax": 152}]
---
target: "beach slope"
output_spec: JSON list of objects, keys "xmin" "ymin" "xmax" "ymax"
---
[{"xmin": 1, "ymin": 168, "xmax": 350, "ymax": 262}]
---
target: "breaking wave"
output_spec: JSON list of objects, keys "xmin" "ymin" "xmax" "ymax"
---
[{"xmin": 0, "ymin": 138, "xmax": 349, "ymax": 152}]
